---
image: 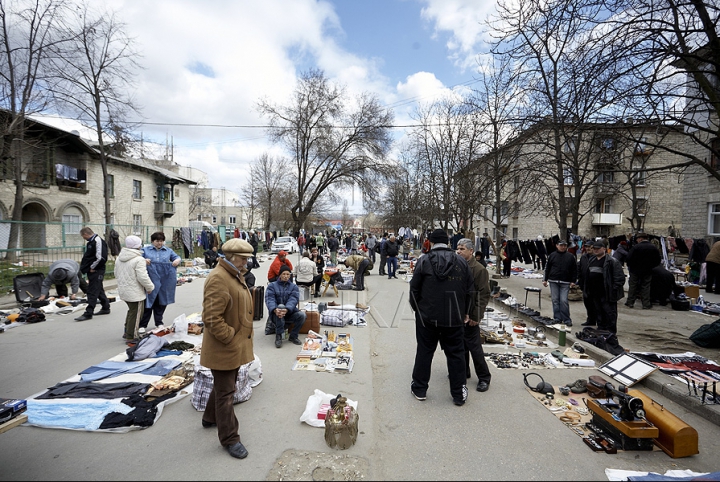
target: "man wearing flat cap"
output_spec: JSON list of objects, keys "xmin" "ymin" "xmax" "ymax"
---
[
  {"xmin": 625, "ymin": 232, "xmax": 661, "ymax": 309},
  {"xmin": 577, "ymin": 240, "xmax": 625, "ymax": 333},
  {"xmin": 200, "ymin": 238, "xmax": 255, "ymax": 459},
  {"xmin": 543, "ymin": 239, "xmax": 577, "ymax": 327},
  {"xmin": 409, "ymin": 228, "xmax": 474, "ymax": 406},
  {"xmin": 265, "ymin": 264, "xmax": 306, "ymax": 348}
]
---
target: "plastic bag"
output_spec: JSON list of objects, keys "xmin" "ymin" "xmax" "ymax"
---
[
  {"xmin": 300, "ymin": 389, "xmax": 358, "ymax": 428},
  {"xmin": 172, "ymin": 313, "xmax": 188, "ymax": 334}
]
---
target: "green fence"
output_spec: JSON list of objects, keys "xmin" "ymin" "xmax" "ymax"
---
[{"xmin": 0, "ymin": 220, "xmax": 223, "ymax": 295}]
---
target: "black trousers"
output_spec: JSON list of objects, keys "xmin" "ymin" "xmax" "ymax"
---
[
  {"xmin": 140, "ymin": 297, "xmax": 168, "ymax": 329},
  {"xmin": 627, "ymin": 272, "xmax": 652, "ymax": 308},
  {"xmin": 205, "ymin": 367, "xmax": 241, "ymax": 447},
  {"xmin": 583, "ymin": 294, "xmax": 597, "ymax": 325},
  {"xmin": 464, "ymin": 324, "xmax": 491, "ymax": 383},
  {"xmin": 55, "ymin": 277, "xmax": 88, "ymax": 297},
  {"xmin": 84, "ymin": 270, "xmax": 109, "ymax": 315},
  {"xmin": 589, "ymin": 294, "xmax": 618, "ymax": 333},
  {"xmin": 411, "ymin": 314, "xmax": 466, "ymax": 400},
  {"xmin": 379, "ymin": 254, "xmax": 387, "ymax": 274},
  {"xmin": 353, "ymin": 259, "xmax": 370, "ymax": 289},
  {"xmin": 706, "ymin": 261, "xmax": 720, "ymax": 294}
]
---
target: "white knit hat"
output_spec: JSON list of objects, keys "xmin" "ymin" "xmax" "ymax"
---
[{"xmin": 125, "ymin": 235, "xmax": 142, "ymax": 249}]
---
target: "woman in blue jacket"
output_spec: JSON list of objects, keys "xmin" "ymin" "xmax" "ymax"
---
[{"xmin": 139, "ymin": 231, "xmax": 181, "ymax": 333}]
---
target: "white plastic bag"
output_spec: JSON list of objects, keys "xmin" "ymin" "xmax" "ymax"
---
[
  {"xmin": 172, "ymin": 313, "xmax": 188, "ymax": 334},
  {"xmin": 248, "ymin": 353, "xmax": 263, "ymax": 388},
  {"xmin": 299, "ymin": 389, "xmax": 358, "ymax": 428}
]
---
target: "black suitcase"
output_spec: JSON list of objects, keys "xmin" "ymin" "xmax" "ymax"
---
[
  {"xmin": 13, "ymin": 273, "xmax": 49, "ymax": 308},
  {"xmin": 250, "ymin": 285, "xmax": 264, "ymax": 321}
]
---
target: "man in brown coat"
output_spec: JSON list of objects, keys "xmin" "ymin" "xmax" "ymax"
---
[
  {"xmin": 456, "ymin": 238, "xmax": 492, "ymax": 392},
  {"xmin": 200, "ymin": 238, "xmax": 255, "ymax": 459}
]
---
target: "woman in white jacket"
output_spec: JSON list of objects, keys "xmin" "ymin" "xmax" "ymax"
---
[{"xmin": 115, "ymin": 236, "xmax": 155, "ymax": 342}]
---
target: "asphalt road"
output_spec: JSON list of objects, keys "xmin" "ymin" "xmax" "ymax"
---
[{"xmin": 1, "ymin": 254, "xmax": 719, "ymax": 481}]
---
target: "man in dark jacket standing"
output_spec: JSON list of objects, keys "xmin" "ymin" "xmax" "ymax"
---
[
  {"xmin": 456, "ymin": 238, "xmax": 492, "ymax": 392},
  {"xmin": 577, "ymin": 241, "xmax": 625, "ymax": 333},
  {"xmin": 542, "ymin": 239, "xmax": 577, "ymax": 327},
  {"xmin": 75, "ymin": 227, "xmax": 111, "ymax": 321},
  {"xmin": 383, "ymin": 234, "xmax": 400, "ymax": 279},
  {"xmin": 625, "ymin": 233, "xmax": 661, "ymax": 309},
  {"xmin": 327, "ymin": 233, "xmax": 340, "ymax": 266},
  {"xmin": 410, "ymin": 229, "xmax": 474, "ymax": 406}
]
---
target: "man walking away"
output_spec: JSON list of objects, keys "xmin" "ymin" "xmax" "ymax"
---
[
  {"xmin": 74, "ymin": 227, "xmax": 111, "ymax": 321},
  {"xmin": 409, "ymin": 229, "xmax": 474, "ymax": 406},
  {"xmin": 625, "ymin": 233, "xmax": 661, "ymax": 309},
  {"xmin": 542, "ymin": 239, "xmax": 576, "ymax": 327},
  {"xmin": 384, "ymin": 235, "xmax": 400, "ymax": 279}
]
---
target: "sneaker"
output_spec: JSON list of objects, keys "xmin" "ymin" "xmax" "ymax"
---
[
  {"xmin": 453, "ymin": 385, "xmax": 469, "ymax": 406},
  {"xmin": 138, "ymin": 327, "xmax": 146, "ymax": 335},
  {"xmin": 410, "ymin": 382, "xmax": 426, "ymax": 401},
  {"xmin": 155, "ymin": 324, "xmax": 165, "ymax": 330}
]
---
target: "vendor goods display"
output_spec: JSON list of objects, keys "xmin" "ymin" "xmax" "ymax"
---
[
  {"xmin": 292, "ymin": 330, "xmax": 355, "ymax": 373},
  {"xmin": 324, "ymin": 394, "xmax": 359, "ymax": 450}
]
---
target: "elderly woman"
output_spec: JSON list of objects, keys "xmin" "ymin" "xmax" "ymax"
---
[
  {"xmin": 139, "ymin": 231, "xmax": 181, "ymax": 333},
  {"xmin": 200, "ymin": 238, "xmax": 255, "ymax": 459},
  {"xmin": 115, "ymin": 236, "xmax": 154, "ymax": 342}
]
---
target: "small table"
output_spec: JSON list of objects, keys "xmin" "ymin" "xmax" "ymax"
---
[{"xmin": 524, "ymin": 286, "xmax": 542, "ymax": 309}]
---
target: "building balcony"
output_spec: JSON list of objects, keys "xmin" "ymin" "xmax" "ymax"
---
[
  {"xmin": 592, "ymin": 213, "xmax": 622, "ymax": 225},
  {"xmin": 154, "ymin": 201, "xmax": 175, "ymax": 217}
]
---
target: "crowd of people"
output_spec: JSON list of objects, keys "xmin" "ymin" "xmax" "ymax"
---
[{"xmin": 35, "ymin": 224, "xmax": 699, "ymax": 460}]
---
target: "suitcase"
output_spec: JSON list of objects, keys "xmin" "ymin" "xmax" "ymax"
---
[
  {"xmin": 250, "ymin": 286, "xmax": 264, "ymax": 321},
  {"xmin": 12, "ymin": 273, "xmax": 49, "ymax": 308},
  {"xmin": 301, "ymin": 310, "xmax": 320, "ymax": 334}
]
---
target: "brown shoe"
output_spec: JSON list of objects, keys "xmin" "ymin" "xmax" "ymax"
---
[{"xmin": 328, "ymin": 301, "xmax": 340, "ymax": 307}]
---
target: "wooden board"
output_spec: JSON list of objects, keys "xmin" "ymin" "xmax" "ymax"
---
[{"xmin": 0, "ymin": 414, "xmax": 27, "ymax": 434}]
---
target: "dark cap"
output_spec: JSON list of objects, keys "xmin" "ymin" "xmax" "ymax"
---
[
  {"xmin": 591, "ymin": 241, "xmax": 606, "ymax": 249},
  {"xmin": 556, "ymin": 239, "xmax": 568, "ymax": 245},
  {"xmin": 635, "ymin": 232, "xmax": 648, "ymax": 239},
  {"xmin": 428, "ymin": 229, "xmax": 449, "ymax": 244},
  {"xmin": 279, "ymin": 265, "xmax": 292, "ymax": 275}
]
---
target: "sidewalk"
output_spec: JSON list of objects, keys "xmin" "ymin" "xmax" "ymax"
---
[{"xmin": 491, "ymin": 264, "xmax": 720, "ymax": 427}]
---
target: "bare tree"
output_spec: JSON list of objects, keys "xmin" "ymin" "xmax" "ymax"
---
[
  {"xmin": 50, "ymin": 1, "xmax": 141, "ymax": 226},
  {"xmin": 244, "ymin": 152, "xmax": 288, "ymax": 231},
  {"xmin": 257, "ymin": 69, "xmax": 394, "ymax": 233},
  {"xmin": 0, "ymin": 0, "xmax": 70, "ymax": 257}
]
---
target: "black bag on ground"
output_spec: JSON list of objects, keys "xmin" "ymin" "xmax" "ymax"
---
[
  {"xmin": 250, "ymin": 285, "xmax": 264, "ymax": 321},
  {"xmin": 575, "ymin": 327, "xmax": 625, "ymax": 356},
  {"xmin": 689, "ymin": 319, "xmax": 720, "ymax": 348},
  {"xmin": 669, "ymin": 293, "xmax": 691, "ymax": 311},
  {"xmin": 17, "ymin": 307, "xmax": 46, "ymax": 323}
]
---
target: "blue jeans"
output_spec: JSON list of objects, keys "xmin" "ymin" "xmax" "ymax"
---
[
  {"xmin": 273, "ymin": 310, "xmax": 306, "ymax": 339},
  {"xmin": 549, "ymin": 281, "xmax": 572, "ymax": 323},
  {"xmin": 386, "ymin": 256, "xmax": 398, "ymax": 278}
]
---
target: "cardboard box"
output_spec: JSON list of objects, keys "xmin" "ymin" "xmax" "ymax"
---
[{"xmin": 0, "ymin": 398, "xmax": 26, "ymax": 424}]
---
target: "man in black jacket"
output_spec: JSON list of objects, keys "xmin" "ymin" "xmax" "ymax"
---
[
  {"xmin": 74, "ymin": 227, "xmax": 111, "ymax": 321},
  {"xmin": 409, "ymin": 229, "xmax": 474, "ymax": 406},
  {"xmin": 383, "ymin": 234, "xmax": 400, "ymax": 279},
  {"xmin": 625, "ymin": 233, "xmax": 661, "ymax": 309},
  {"xmin": 577, "ymin": 241, "xmax": 625, "ymax": 333},
  {"xmin": 542, "ymin": 239, "xmax": 577, "ymax": 327}
]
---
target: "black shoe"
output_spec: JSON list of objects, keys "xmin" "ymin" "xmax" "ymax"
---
[
  {"xmin": 226, "ymin": 442, "xmax": 248, "ymax": 459},
  {"xmin": 624, "ymin": 302, "xmax": 634, "ymax": 308},
  {"xmin": 314, "ymin": 293, "xmax": 320, "ymax": 298},
  {"xmin": 564, "ymin": 321, "xmax": 572, "ymax": 328},
  {"xmin": 453, "ymin": 386, "xmax": 469, "ymax": 406},
  {"xmin": 580, "ymin": 321, "xmax": 596, "ymax": 327},
  {"xmin": 95, "ymin": 309, "xmax": 111, "ymax": 315},
  {"xmin": 392, "ymin": 276, "xmax": 398, "ymax": 279},
  {"xmin": 411, "ymin": 382, "xmax": 426, "ymax": 401},
  {"xmin": 642, "ymin": 306, "xmax": 652, "ymax": 310},
  {"xmin": 352, "ymin": 287, "xmax": 364, "ymax": 291},
  {"xmin": 74, "ymin": 314, "xmax": 92, "ymax": 322},
  {"xmin": 201, "ymin": 419, "xmax": 216, "ymax": 428},
  {"xmin": 275, "ymin": 338, "xmax": 282, "ymax": 348},
  {"xmin": 477, "ymin": 381, "xmax": 490, "ymax": 392},
  {"xmin": 289, "ymin": 337, "xmax": 302, "ymax": 345}
]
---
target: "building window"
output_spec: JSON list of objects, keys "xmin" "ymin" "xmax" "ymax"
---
[
  {"xmin": 563, "ymin": 168, "xmax": 574, "ymax": 186},
  {"xmin": 133, "ymin": 215, "xmax": 142, "ymax": 235},
  {"xmin": 635, "ymin": 137, "xmax": 648, "ymax": 155},
  {"xmin": 514, "ymin": 176, "xmax": 520, "ymax": 191},
  {"xmin": 709, "ymin": 204, "xmax": 720, "ymax": 235},
  {"xmin": 711, "ymin": 138, "xmax": 720, "ymax": 170},
  {"xmin": 133, "ymin": 180, "xmax": 142, "ymax": 200},
  {"xmin": 595, "ymin": 199, "xmax": 614, "ymax": 214},
  {"xmin": 212, "ymin": 215, "xmax": 217, "ymax": 224},
  {"xmin": 107, "ymin": 174, "xmax": 114, "ymax": 197},
  {"xmin": 635, "ymin": 198, "xmax": 647, "ymax": 216},
  {"xmin": 229, "ymin": 215, "xmax": 236, "ymax": 224},
  {"xmin": 601, "ymin": 137, "xmax": 615, "ymax": 150},
  {"xmin": 632, "ymin": 169, "xmax": 647, "ymax": 186},
  {"xmin": 512, "ymin": 227, "xmax": 518, "ymax": 239},
  {"xmin": 598, "ymin": 170, "xmax": 614, "ymax": 183},
  {"xmin": 197, "ymin": 214, "xmax": 202, "ymax": 221},
  {"xmin": 564, "ymin": 137, "xmax": 576, "ymax": 153},
  {"xmin": 62, "ymin": 214, "xmax": 82, "ymax": 236}
]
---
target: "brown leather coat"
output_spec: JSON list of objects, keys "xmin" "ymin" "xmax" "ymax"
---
[{"xmin": 200, "ymin": 259, "xmax": 254, "ymax": 370}]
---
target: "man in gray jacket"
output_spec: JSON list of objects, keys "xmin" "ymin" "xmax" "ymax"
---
[
  {"xmin": 577, "ymin": 240, "xmax": 625, "ymax": 333},
  {"xmin": 38, "ymin": 259, "xmax": 88, "ymax": 301},
  {"xmin": 542, "ymin": 239, "xmax": 577, "ymax": 327}
]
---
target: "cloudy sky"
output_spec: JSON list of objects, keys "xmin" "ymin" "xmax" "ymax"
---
[{"xmin": 53, "ymin": 0, "xmax": 498, "ymax": 208}]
